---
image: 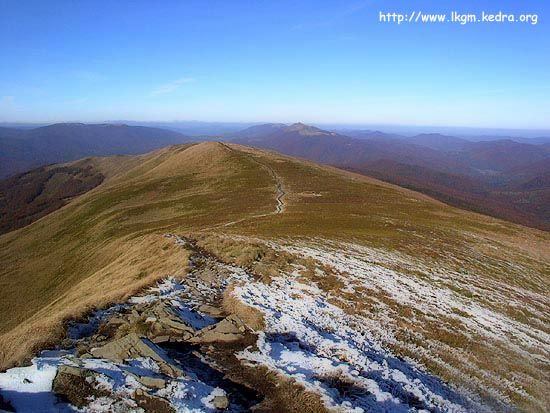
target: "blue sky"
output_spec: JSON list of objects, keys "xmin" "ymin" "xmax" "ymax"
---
[{"xmin": 0, "ymin": 0, "xmax": 549, "ymax": 128}]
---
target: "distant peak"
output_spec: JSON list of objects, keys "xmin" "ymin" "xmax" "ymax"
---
[
  {"xmin": 287, "ymin": 122, "xmax": 312, "ymax": 130},
  {"xmin": 43, "ymin": 122, "xmax": 130, "ymax": 129},
  {"xmin": 100, "ymin": 123, "xmax": 130, "ymax": 128},
  {"xmin": 286, "ymin": 123, "xmax": 332, "ymax": 136},
  {"xmin": 50, "ymin": 122, "xmax": 86, "ymax": 127}
]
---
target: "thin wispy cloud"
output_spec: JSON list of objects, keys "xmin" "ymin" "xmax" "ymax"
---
[{"xmin": 151, "ymin": 77, "xmax": 195, "ymax": 95}]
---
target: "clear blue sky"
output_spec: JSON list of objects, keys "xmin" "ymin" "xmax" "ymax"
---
[{"xmin": 1, "ymin": 0, "xmax": 549, "ymax": 128}]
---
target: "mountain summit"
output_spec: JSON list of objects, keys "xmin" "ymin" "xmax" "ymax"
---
[
  {"xmin": 284, "ymin": 122, "xmax": 335, "ymax": 136},
  {"xmin": 228, "ymin": 122, "xmax": 336, "ymax": 140}
]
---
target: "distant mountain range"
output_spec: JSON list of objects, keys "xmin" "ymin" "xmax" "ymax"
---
[
  {"xmin": 0, "ymin": 123, "xmax": 193, "ymax": 177},
  {"xmin": 1, "ymin": 121, "xmax": 548, "ymax": 230},
  {"xmin": 230, "ymin": 123, "xmax": 550, "ymax": 230},
  {"xmin": 230, "ymin": 123, "xmax": 550, "ymax": 175}
]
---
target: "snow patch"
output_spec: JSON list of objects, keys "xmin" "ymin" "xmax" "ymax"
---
[{"xmin": 234, "ymin": 276, "xmax": 476, "ymax": 412}]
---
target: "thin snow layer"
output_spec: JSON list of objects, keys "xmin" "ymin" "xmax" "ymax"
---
[
  {"xmin": 281, "ymin": 243, "xmax": 550, "ymax": 353},
  {"xmin": 129, "ymin": 277, "xmax": 185, "ymax": 304},
  {"xmin": 238, "ymin": 238, "xmax": 547, "ymax": 410},
  {"xmin": 234, "ymin": 276, "xmax": 476, "ymax": 413},
  {"xmin": 81, "ymin": 355, "xmax": 226, "ymax": 413},
  {"xmin": 68, "ymin": 304, "xmax": 127, "ymax": 340},
  {"xmin": 172, "ymin": 303, "xmax": 217, "ymax": 330}
]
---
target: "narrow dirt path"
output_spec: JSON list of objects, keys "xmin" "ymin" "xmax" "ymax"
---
[
  {"xmin": 212, "ymin": 144, "xmax": 286, "ymax": 229},
  {"xmin": 257, "ymin": 158, "xmax": 285, "ymax": 214}
]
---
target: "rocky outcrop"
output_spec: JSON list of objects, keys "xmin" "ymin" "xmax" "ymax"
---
[
  {"xmin": 91, "ymin": 333, "xmax": 184, "ymax": 378},
  {"xmin": 212, "ymin": 394, "xmax": 230, "ymax": 409},
  {"xmin": 134, "ymin": 389, "xmax": 175, "ymax": 413},
  {"xmin": 146, "ymin": 302, "xmax": 197, "ymax": 340},
  {"xmin": 52, "ymin": 365, "xmax": 109, "ymax": 408},
  {"xmin": 45, "ymin": 235, "xmax": 265, "ymax": 412},
  {"xmin": 199, "ymin": 304, "xmax": 225, "ymax": 318},
  {"xmin": 191, "ymin": 315, "xmax": 246, "ymax": 344},
  {"xmin": 135, "ymin": 375, "xmax": 167, "ymax": 389}
]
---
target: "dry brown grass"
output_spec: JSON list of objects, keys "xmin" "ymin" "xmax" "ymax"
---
[
  {"xmin": 0, "ymin": 142, "xmax": 277, "ymax": 369},
  {"xmin": 251, "ymin": 373, "xmax": 330, "ymax": 413},
  {"xmin": 0, "ymin": 234, "xmax": 189, "ymax": 369},
  {"xmin": 210, "ymin": 345, "xmax": 330, "ymax": 413},
  {"xmin": 222, "ymin": 284, "xmax": 265, "ymax": 331},
  {"xmin": 194, "ymin": 233, "xmax": 298, "ymax": 281}
]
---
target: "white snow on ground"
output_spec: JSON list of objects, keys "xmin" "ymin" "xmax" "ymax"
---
[
  {"xmin": 233, "ymin": 274, "xmax": 477, "ymax": 413},
  {"xmin": 278, "ymin": 242, "xmax": 549, "ymax": 358},
  {"xmin": 129, "ymin": 276, "xmax": 185, "ymax": 304},
  {"xmin": 200, "ymin": 387, "xmax": 228, "ymax": 409},
  {"xmin": 68, "ymin": 305, "xmax": 128, "ymax": 340},
  {"xmin": 227, "ymin": 238, "xmax": 547, "ymax": 411},
  {"xmin": 81, "ymin": 352, "xmax": 226, "ymax": 413},
  {"xmin": 0, "ymin": 351, "xmax": 77, "ymax": 412},
  {"xmin": 0, "ymin": 351, "xmax": 229, "ymax": 413}
]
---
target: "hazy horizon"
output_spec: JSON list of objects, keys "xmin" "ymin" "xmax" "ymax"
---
[
  {"xmin": 2, "ymin": 119, "xmax": 549, "ymax": 139},
  {"xmin": 1, "ymin": 0, "xmax": 549, "ymax": 128}
]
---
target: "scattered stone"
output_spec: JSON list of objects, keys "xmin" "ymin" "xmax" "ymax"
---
[
  {"xmin": 135, "ymin": 375, "xmax": 166, "ymax": 389},
  {"xmin": 91, "ymin": 333, "xmax": 184, "ymax": 378},
  {"xmin": 199, "ymin": 304, "xmax": 225, "ymax": 317},
  {"xmin": 212, "ymin": 394, "xmax": 230, "ymax": 410},
  {"xmin": 97, "ymin": 316, "xmax": 129, "ymax": 338},
  {"xmin": 151, "ymin": 335, "xmax": 170, "ymax": 344},
  {"xmin": 196, "ymin": 267, "xmax": 217, "ymax": 285},
  {"xmin": 14, "ymin": 236, "xmax": 267, "ymax": 412},
  {"xmin": 150, "ymin": 302, "xmax": 196, "ymax": 335},
  {"xmin": 191, "ymin": 315, "xmax": 246, "ymax": 343},
  {"xmin": 52, "ymin": 365, "xmax": 109, "ymax": 408},
  {"xmin": 134, "ymin": 391, "xmax": 175, "ymax": 413}
]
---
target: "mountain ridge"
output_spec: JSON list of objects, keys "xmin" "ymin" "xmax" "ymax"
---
[
  {"xmin": 230, "ymin": 122, "xmax": 550, "ymax": 230},
  {"xmin": 0, "ymin": 123, "xmax": 194, "ymax": 178}
]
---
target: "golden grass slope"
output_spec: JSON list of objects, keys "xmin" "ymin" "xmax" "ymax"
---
[
  {"xmin": 0, "ymin": 141, "xmax": 548, "ymax": 379},
  {"xmin": 0, "ymin": 142, "xmax": 275, "ymax": 368}
]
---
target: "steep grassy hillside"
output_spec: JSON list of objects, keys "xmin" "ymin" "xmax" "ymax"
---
[
  {"xmin": 0, "ymin": 142, "xmax": 548, "ymax": 411},
  {"xmin": 0, "ymin": 143, "xmax": 275, "ymax": 366},
  {"xmin": 0, "ymin": 162, "xmax": 106, "ymax": 235},
  {"xmin": 348, "ymin": 160, "xmax": 550, "ymax": 231}
]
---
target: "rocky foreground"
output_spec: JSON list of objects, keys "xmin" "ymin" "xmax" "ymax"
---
[
  {"xmin": 2, "ymin": 233, "xmax": 541, "ymax": 412},
  {"xmin": 0, "ymin": 236, "xmax": 265, "ymax": 412}
]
